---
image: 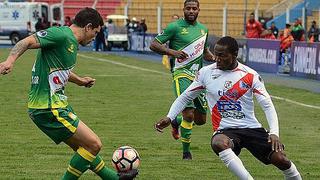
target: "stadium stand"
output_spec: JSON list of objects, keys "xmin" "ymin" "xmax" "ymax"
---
[
  {"xmin": 119, "ymin": 0, "xmax": 282, "ymax": 37},
  {"xmin": 33, "ymin": 0, "xmax": 317, "ymax": 38}
]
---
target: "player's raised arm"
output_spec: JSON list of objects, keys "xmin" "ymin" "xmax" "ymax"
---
[
  {"xmin": 0, "ymin": 35, "xmax": 40, "ymax": 75},
  {"xmin": 69, "ymin": 72, "xmax": 96, "ymax": 88}
]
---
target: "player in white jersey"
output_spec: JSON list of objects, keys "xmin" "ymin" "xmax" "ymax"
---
[{"xmin": 155, "ymin": 36, "xmax": 302, "ymax": 179}]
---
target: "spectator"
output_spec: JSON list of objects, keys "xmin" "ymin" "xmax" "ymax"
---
[
  {"xmin": 128, "ymin": 17, "xmax": 139, "ymax": 50},
  {"xmin": 279, "ymin": 24, "xmax": 294, "ymax": 53},
  {"xmin": 269, "ymin": 22, "xmax": 279, "ymax": 38},
  {"xmin": 128, "ymin": 17, "xmax": 139, "ymax": 33},
  {"xmin": 139, "ymin": 18, "xmax": 147, "ymax": 34},
  {"xmin": 107, "ymin": 19, "xmax": 115, "ymax": 34},
  {"xmin": 139, "ymin": 18, "xmax": 148, "ymax": 49},
  {"xmin": 95, "ymin": 25, "xmax": 107, "ymax": 51},
  {"xmin": 64, "ymin": 16, "xmax": 73, "ymax": 26},
  {"xmin": 308, "ymin": 20, "xmax": 319, "ymax": 42},
  {"xmin": 291, "ymin": 18, "xmax": 305, "ymax": 41},
  {"xmin": 245, "ymin": 12, "xmax": 263, "ymax": 38},
  {"xmin": 260, "ymin": 29, "xmax": 276, "ymax": 40},
  {"xmin": 35, "ymin": 17, "xmax": 44, "ymax": 32}
]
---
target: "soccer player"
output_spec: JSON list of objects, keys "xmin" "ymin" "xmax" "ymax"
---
[
  {"xmin": 155, "ymin": 36, "xmax": 302, "ymax": 179},
  {"xmin": 150, "ymin": 0, "xmax": 214, "ymax": 160},
  {"xmin": 0, "ymin": 8, "xmax": 137, "ymax": 180}
]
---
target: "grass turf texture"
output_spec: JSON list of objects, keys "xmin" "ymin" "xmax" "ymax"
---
[{"xmin": 0, "ymin": 49, "xmax": 319, "ymax": 179}]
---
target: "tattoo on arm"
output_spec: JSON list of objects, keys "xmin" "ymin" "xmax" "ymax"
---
[{"xmin": 9, "ymin": 39, "xmax": 29, "ymax": 57}]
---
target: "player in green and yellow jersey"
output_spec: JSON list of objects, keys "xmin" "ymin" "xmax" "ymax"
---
[
  {"xmin": 150, "ymin": 0, "xmax": 214, "ymax": 160},
  {"xmin": 0, "ymin": 8, "xmax": 137, "ymax": 180}
]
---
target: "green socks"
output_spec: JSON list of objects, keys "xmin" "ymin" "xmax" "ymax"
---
[
  {"xmin": 62, "ymin": 147, "xmax": 119, "ymax": 180},
  {"xmin": 90, "ymin": 155, "xmax": 119, "ymax": 180},
  {"xmin": 62, "ymin": 147, "xmax": 95, "ymax": 180},
  {"xmin": 180, "ymin": 119, "xmax": 193, "ymax": 153}
]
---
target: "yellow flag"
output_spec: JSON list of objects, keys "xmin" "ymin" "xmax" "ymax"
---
[{"xmin": 162, "ymin": 55, "xmax": 170, "ymax": 69}]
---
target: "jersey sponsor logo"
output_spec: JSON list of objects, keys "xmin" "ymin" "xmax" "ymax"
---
[
  {"xmin": 218, "ymin": 89, "xmax": 239, "ymax": 100},
  {"xmin": 217, "ymin": 100, "xmax": 242, "ymax": 111},
  {"xmin": 53, "ymin": 76, "xmax": 62, "ymax": 85},
  {"xmin": 174, "ymin": 35, "xmax": 207, "ymax": 69},
  {"xmin": 221, "ymin": 111, "xmax": 245, "ymax": 119},
  {"xmin": 48, "ymin": 70, "xmax": 70, "ymax": 96},
  {"xmin": 217, "ymin": 100, "xmax": 245, "ymax": 119},
  {"xmin": 181, "ymin": 28, "xmax": 188, "ymax": 34},
  {"xmin": 37, "ymin": 30, "xmax": 47, "ymax": 37}
]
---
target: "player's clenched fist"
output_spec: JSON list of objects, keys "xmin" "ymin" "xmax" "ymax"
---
[
  {"xmin": 0, "ymin": 61, "xmax": 14, "ymax": 75},
  {"xmin": 154, "ymin": 117, "xmax": 171, "ymax": 133}
]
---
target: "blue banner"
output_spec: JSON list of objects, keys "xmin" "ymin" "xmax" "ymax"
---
[
  {"xmin": 246, "ymin": 39, "xmax": 280, "ymax": 73},
  {"xmin": 290, "ymin": 42, "xmax": 320, "ymax": 80}
]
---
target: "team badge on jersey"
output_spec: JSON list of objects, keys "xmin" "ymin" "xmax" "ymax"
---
[
  {"xmin": 224, "ymin": 81, "xmax": 233, "ymax": 89},
  {"xmin": 181, "ymin": 28, "xmax": 188, "ymax": 34},
  {"xmin": 37, "ymin": 30, "xmax": 47, "ymax": 37},
  {"xmin": 200, "ymin": 29, "xmax": 205, "ymax": 35}
]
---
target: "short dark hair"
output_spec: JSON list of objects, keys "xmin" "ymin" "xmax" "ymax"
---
[
  {"xmin": 184, "ymin": 0, "xmax": 199, "ymax": 7},
  {"xmin": 73, "ymin": 8, "xmax": 103, "ymax": 28},
  {"xmin": 216, "ymin": 36, "xmax": 239, "ymax": 56}
]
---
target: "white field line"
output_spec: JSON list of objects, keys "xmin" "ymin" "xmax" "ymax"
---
[
  {"xmin": 79, "ymin": 54, "xmax": 320, "ymax": 110},
  {"xmin": 78, "ymin": 54, "xmax": 169, "ymax": 76},
  {"xmin": 271, "ymin": 95, "xmax": 320, "ymax": 110}
]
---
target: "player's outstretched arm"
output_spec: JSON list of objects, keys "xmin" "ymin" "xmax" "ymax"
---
[
  {"xmin": 0, "ymin": 35, "xmax": 40, "ymax": 75},
  {"xmin": 69, "ymin": 72, "xmax": 96, "ymax": 88}
]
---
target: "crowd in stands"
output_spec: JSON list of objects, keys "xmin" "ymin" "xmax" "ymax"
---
[{"xmin": 246, "ymin": 12, "xmax": 320, "ymax": 65}]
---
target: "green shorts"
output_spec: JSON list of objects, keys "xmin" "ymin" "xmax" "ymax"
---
[
  {"xmin": 172, "ymin": 75, "xmax": 207, "ymax": 114},
  {"xmin": 28, "ymin": 105, "xmax": 80, "ymax": 144}
]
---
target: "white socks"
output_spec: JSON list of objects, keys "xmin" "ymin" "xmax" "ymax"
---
[
  {"xmin": 219, "ymin": 148, "xmax": 253, "ymax": 180},
  {"xmin": 219, "ymin": 148, "xmax": 302, "ymax": 180},
  {"xmin": 283, "ymin": 162, "xmax": 302, "ymax": 180}
]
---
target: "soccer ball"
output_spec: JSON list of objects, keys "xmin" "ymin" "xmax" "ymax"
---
[{"xmin": 112, "ymin": 146, "xmax": 140, "ymax": 172}]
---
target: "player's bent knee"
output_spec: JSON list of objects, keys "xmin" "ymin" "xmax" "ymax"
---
[
  {"xmin": 271, "ymin": 152, "xmax": 291, "ymax": 170},
  {"xmin": 85, "ymin": 138, "xmax": 102, "ymax": 155},
  {"xmin": 182, "ymin": 108, "xmax": 194, "ymax": 122},
  {"xmin": 211, "ymin": 136, "xmax": 231, "ymax": 154}
]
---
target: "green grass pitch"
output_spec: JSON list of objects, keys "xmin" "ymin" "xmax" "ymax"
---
[{"xmin": 0, "ymin": 49, "xmax": 319, "ymax": 179}]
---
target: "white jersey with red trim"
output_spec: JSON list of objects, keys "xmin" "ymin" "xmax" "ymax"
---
[{"xmin": 167, "ymin": 62, "xmax": 279, "ymax": 136}]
